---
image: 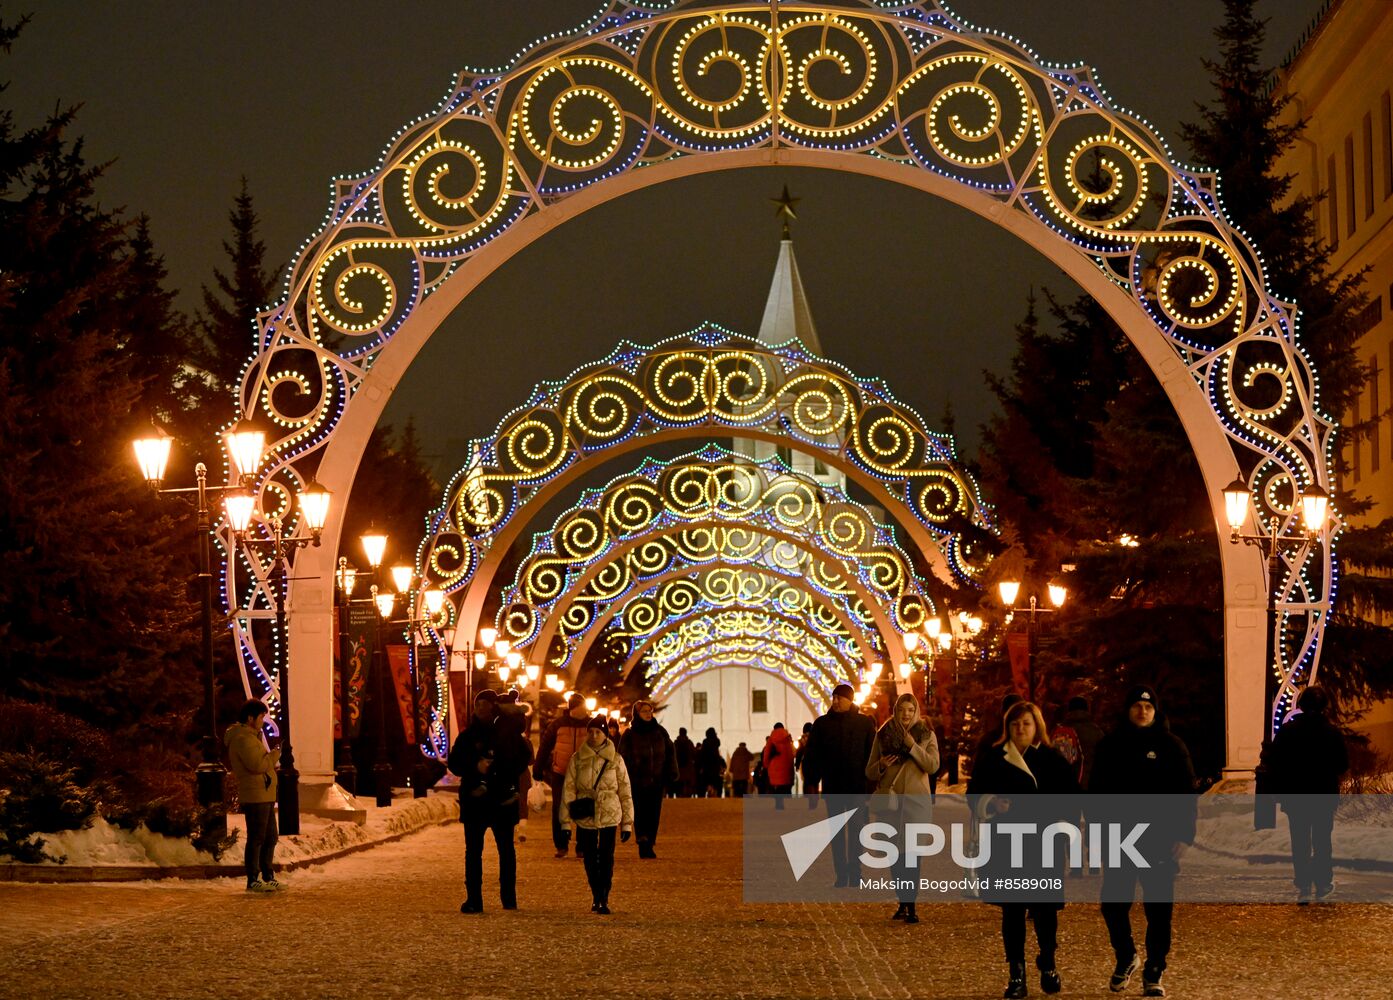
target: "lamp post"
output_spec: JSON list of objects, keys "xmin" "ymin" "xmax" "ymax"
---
[
  {"xmin": 997, "ymin": 579, "xmax": 1067, "ymax": 703},
  {"xmin": 1221, "ymin": 478, "xmax": 1331, "ymax": 769},
  {"xmin": 132, "ymin": 423, "xmax": 267, "ymax": 844},
  {"xmin": 382, "ymin": 566, "xmax": 445, "ymax": 799},
  {"xmin": 333, "ymin": 558, "xmax": 359, "ymax": 794},
  {"xmin": 356, "ymin": 529, "xmax": 398, "ymax": 809},
  {"xmin": 224, "ymin": 476, "xmax": 332, "ymax": 838}
]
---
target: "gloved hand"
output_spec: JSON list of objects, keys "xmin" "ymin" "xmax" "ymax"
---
[{"xmin": 620, "ymin": 829, "xmax": 631, "ymax": 843}]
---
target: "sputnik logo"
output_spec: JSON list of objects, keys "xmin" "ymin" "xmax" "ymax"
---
[{"xmin": 780, "ymin": 808, "xmax": 857, "ymax": 880}]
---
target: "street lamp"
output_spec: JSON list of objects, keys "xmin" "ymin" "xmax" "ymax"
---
[
  {"xmin": 381, "ymin": 568, "xmax": 446, "ymax": 799},
  {"xmin": 131, "ymin": 422, "xmax": 266, "ymax": 844},
  {"xmin": 224, "ymin": 475, "xmax": 332, "ymax": 837},
  {"xmin": 997, "ymin": 578, "xmax": 1067, "ymax": 704},
  {"xmin": 359, "ymin": 528, "xmax": 397, "ymax": 808},
  {"xmin": 1222, "ymin": 478, "xmax": 1331, "ymax": 735},
  {"xmin": 332, "ymin": 557, "xmax": 360, "ymax": 794}
]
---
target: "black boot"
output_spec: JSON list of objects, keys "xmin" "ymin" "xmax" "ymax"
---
[
  {"xmin": 891, "ymin": 903, "xmax": 907, "ymax": 920},
  {"xmin": 903, "ymin": 902, "xmax": 919, "ymax": 924},
  {"xmin": 1037, "ymin": 954, "xmax": 1061, "ymax": 994},
  {"xmin": 1003, "ymin": 961, "xmax": 1028, "ymax": 999}
]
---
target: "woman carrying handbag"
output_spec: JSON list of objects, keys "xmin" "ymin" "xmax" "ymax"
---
[
  {"xmin": 561, "ymin": 716, "xmax": 635, "ymax": 914},
  {"xmin": 865, "ymin": 693, "xmax": 939, "ymax": 924}
]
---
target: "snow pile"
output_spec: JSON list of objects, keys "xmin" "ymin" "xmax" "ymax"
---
[
  {"xmin": 1195, "ymin": 796, "xmax": 1393, "ymax": 865},
  {"xmin": 28, "ymin": 816, "xmax": 214, "ymax": 867},
  {"xmin": 4, "ymin": 793, "xmax": 459, "ymax": 870}
]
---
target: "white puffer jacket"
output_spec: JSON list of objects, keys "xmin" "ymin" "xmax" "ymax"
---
[{"xmin": 561, "ymin": 737, "xmax": 634, "ymax": 830}]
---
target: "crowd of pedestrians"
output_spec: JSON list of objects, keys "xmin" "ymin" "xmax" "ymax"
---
[{"xmin": 218, "ymin": 669, "xmax": 1348, "ymax": 994}]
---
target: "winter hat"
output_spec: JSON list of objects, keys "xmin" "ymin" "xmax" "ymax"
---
[
  {"xmin": 568, "ymin": 693, "xmax": 585, "ymax": 709},
  {"xmin": 499, "ymin": 688, "xmax": 521, "ymax": 703},
  {"xmin": 832, "ymin": 682, "xmax": 856, "ymax": 701},
  {"xmin": 474, "ymin": 689, "xmax": 499, "ymax": 705},
  {"xmin": 1297, "ymin": 685, "xmax": 1330, "ymax": 715},
  {"xmin": 1124, "ymin": 685, "xmax": 1159, "ymax": 710},
  {"xmin": 773, "ymin": 722, "xmax": 784, "ymax": 730},
  {"xmin": 1001, "ymin": 692, "xmax": 1023, "ymax": 714},
  {"xmin": 632, "ymin": 698, "xmax": 654, "ymax": 714},
  {"xmin": 586, "ymin": 716, "xmax": 608, "ymax": 731},
  {"xmin": 1066, "ymin": 695, "xmax": 1089, "ymax": 712}
]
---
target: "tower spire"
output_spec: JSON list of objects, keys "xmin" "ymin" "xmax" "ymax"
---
[
  {"xmin": 757, "ymin": 186, "xmax": 819, "ymax": 353},
  {"xmin": 770, "ymin": 183, "xmax": 800, "ymax": 240}
]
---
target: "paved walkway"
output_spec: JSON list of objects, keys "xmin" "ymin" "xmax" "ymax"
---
[{"xmin": 1, "ymin": 799, "xmax": 1389, "ymax": 999}]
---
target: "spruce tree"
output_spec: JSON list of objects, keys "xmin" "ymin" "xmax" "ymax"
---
[
  {"xmin": 197, "ymin": 177, "xmax": 283, "ymax": 414},
  {"xmin": 0, "ymin": 17, "xmax": 200, "ymax": 743}
]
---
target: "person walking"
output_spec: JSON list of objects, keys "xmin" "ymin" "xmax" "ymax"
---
[
  {"xmin": 447, "ymin": 689, "xmax": 533, "ymax": 913},
  {"xmin": 966, "ymin": 700, "xmax": 1079, "ymax": 998},
  {"xmin": 762, "ymin": 722, "xmax": 796, "ymax": 807},
  {"xmin": 224, "ymin": 699, "xmax": 284, "ymax": 893},
  {"xmin": 1058, "ymin": 695, "xmax": 1105, "ymax": 789},
  {"xmin": 794, "ymin": 721, "xmax": 815, "ymax": 795},
  {"xmin": 1090, "ymin": 685, "xmax": 1197, "ymax": 998},
  {"xmin": 561, "ymin": 717, "xmax": 635, "ymax": 914},
  {"xmin": 1264, "ymin": 684, "xmax": 1349, "ymax": 904},
  {"xmin": 535, "ymin": 692, "xmax": 591, "ymax": 857},
  {"xmin": 728, "ymin": 741, "xmax": 754, "ymax": 797},
  {"xmin": 673, "ymin": 726, "xmax": 696, "ymax": 797},
  {"xmin": 697, "ymin": 727, "xmax": 725, "ymax": 797},
  {"xmin": 618, "ymin": 699, "xmax": 678, "ymax": 858},
  {"xmin": 866, "ymin": 694, "xmax": 939, "ymax": 924},
  {"xmin": 803, "ymin": 682, "xmax": 877, "ymax": 887}
]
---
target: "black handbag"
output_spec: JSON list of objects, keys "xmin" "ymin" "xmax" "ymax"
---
[{"xmin": 569, "ymin": 759, "xmax": 608, "ymax": 819}]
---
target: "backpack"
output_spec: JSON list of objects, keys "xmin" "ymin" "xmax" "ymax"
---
[{"xmin": 1052, "ymin": 723, "xmax": 1083, "ymax": 780}]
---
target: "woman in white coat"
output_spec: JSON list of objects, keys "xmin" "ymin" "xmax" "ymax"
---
[{"xmin": 562, "ymin": 716, "xmax": 635, "ymax": 914}]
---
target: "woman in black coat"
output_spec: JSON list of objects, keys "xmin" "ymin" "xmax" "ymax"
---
[{"xmin": 966, "ymin": 701, "xmax": 1080, "ymax": 999}]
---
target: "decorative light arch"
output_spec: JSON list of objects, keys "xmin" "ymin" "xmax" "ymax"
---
[
  {"xmin": 650, "ymin": 640, "xmax": 835, "ymax": 707},
  {"xmin": 229, "ymin": 0, "xmax": 1334, "ymax": 792},
  {"xmin": 631, "ymin": 607, "xmax": 860, "ymax": 684},
  {"xmin": 618, "ymin": 591, "xmax": 868, "ymax": 662},
  {"xmin": 486, "ymin": 444, "xmax": 945, "ymax": 662}
]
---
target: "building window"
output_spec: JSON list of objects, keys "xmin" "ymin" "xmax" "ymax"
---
[
  {"xmin": 1372, "ymin": 355, "xmax": 1382, "ymax": 474},
  {"xmin": 1365, "ymin": 112, "xmax": 1376, "ymax": 219},
  {"xmin": 1382, "ymin": 91, "xmax": 1392, "ymax": 200},
  {"xmin": 1345, "ymin": 134, "xmax": 1356, "ymax": 237},
  {"xmin": 776, "ymin": 444, "xmax": 793, "ymax": 466},
  {"xmin": 693, "ymin": 691, "xmax": 708, "ymax": 715},
  {"xmin": 1328, "ymin": 153, "xmax": 1339, "ymax": 248},
  {"xmin": 1352, "ymin": 389, "xmax": 1362, "ymax": 484},
  {"xmin": 752, "ymin": 689, "xmax": 768, "ymax": 713}
]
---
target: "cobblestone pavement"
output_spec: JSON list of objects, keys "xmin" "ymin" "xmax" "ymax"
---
[{"xmin": 2, "ymin": 799, "xmax": 1390, "ymax": 999}]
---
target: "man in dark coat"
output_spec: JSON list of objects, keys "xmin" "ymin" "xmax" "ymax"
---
[
  {"xmin": 803, "ymin": 682, "xmax": 877, "ymax": 887},
  {"xmin": 1264, "ymin": 684, "xmax": 1348, "ymax": 903},
  {"xmin": 673, "ymin": 727, "xmax": 696, "ymax": 797},
  {"xmin": 618, "ymin": 699, "xmax": 678, "ymax": 858},
  {"xmin": 447, "ymin": 689, "xmax": 534, "ymax": 913},
  {"xmin": 1090, "ymin": 685, "xmax": 1196, "ymax": 997}
]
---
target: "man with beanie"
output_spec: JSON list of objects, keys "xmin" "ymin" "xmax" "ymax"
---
[
  {"xmin": 618, "ymin": 699, "xmax": 678, "ymax": 858},
  {"xmin": 1090, "ymin": 685, "xmax": 1197, "ymax": 998},
  {"xmin": 536, "ymin": 692, "xmax": 593, "ymax": 857},
  {"xmin": 803, "ymin": 682, "xmax": 877, "ymax": 887},
  {"xmin": 447, "ymin": 689, "xmax": 533, "ymax": 913}
]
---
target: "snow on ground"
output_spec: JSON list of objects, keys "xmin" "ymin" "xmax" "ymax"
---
[{"xmin": 2, "ymin": 792, "xmax": 459, "ymax": 871}]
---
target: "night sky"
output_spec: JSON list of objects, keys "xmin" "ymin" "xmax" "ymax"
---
[{"xmin": 9, "ymin": 0, "xmax": 1325, "ymax": 476}]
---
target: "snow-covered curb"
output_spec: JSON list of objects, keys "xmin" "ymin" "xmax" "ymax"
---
[{"xmin": 0, "ymin": 793, "xmax": 458, "ymax": 882}]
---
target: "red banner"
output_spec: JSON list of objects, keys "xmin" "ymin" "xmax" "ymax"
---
[
  {"xmin": 448, "ymin": 671, "xmax": 472, "ymax": 734},
  {"xmin": 334, "ymin": 602, "xmax": 377, "ymax": 739},
  {"xmin": 386, "ymin": 645, "xmax": 416, "ymax": 745},
  {"xmin": 1007, "ymin": 632, "xmax": 1032, "ymax": 700}
]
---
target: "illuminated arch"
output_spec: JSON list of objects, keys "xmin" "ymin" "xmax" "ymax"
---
[
  {"xmin": 650, "ymin": 639, "xmax": 836, "ymax": 707},
  {"xmin": 228, "ymin": 1, "xmax": 1335, "ymax": 789},
  {"xmin": 623, "ymin": 605, "xmax": 860, "ymax": 680}
]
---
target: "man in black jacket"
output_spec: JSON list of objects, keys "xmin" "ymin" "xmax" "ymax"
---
[
  {"xmin": 1265, "ymin": 684, "xmax": 1348, "ymax": 903},
  {"xmin": 618, "ymin": 699, "xmax": 678, "ymax": 858},
  {"xmin": 1090, "ymin": 685, "xmax": 1196, "ymax": 998},
  {"xmin": 447, "ymin": 689, "xmax": 533, "ymax": 913},
  {"xmin": 804, "ymin": 682, "xmax": 877, "ymax": 888}
]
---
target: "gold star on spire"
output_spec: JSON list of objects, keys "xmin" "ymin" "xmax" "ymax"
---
[{"xmin": 770, "ymin": 184, "xmax": 799, "ymax": 240}]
